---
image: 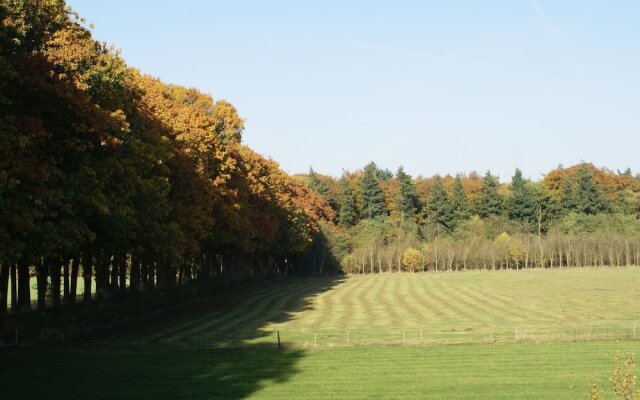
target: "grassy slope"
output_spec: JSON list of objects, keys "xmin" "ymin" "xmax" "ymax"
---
[{"xmin": 2, "ymin": 268, "xmax": 640, "ymax": 399}]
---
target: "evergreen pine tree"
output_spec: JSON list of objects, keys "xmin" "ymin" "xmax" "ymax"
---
[
  {"xmin": 475, "ymin": 171, "xmax": 503, "ymax": 218},
  {"xmin": 307, "ymin": 167, "xmax": 338, "ymax": 211},
  {"xmin": 507, "ymin": 168, "xmax": 536, "ymax": 223},
  {"xmin": 360, "ymin": 162, "xmax": 388, "ymax": 219},
  {"xmin": 395, "ymin": 166, "xmax": 418, "ymax": 219},
  {"xmin": 427, "ymin": 175, "xmax": 454, "ymax": 230},
  {"xmin": 307, "ymin": 167, "xmax": 331, "ymax": 200},
  {"xmin": 561, "ymin": 165, "xmax": 609, "ymax": 215},
  {"xmin": 451, "ymin": 174, "xmax": 469, "ymax": 227},
  {"xmin": 338, "ymin": 176, "xmax": 357, "ymax": 227},
  {"xmin": 377, "ymin": 168, "xmax": 394, "ymax": 181}
]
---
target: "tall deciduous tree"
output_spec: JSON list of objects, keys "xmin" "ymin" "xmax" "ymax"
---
[
  {"xmin": 0, "ymin": 0, "xmax": 341, "ymax": 322},
  {"xmin": 530, "ymin": 182, "xmax": 561, "ymax": 235},
  {"xmin": 212, "ymin": 99, "xmax": 244, "ymax": 142}
]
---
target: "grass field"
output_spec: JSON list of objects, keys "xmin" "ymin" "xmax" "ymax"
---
[
  {"xmin": 2, "ymin": 268, "xmax": 640, "ymax": 399},
  {"xmin": 112, "ymin": 267, "xmax": 640, "ymax": 348},
  {"xmin": 3, "ymin": 340, "xmax": 639, "ymax": 399}
]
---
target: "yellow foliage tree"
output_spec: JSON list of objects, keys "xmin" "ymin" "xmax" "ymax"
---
[
  {"xmin": 494, "ymin": 232, "xmax": 527, "ymax": 269},
  {"xmin": 402, "ymin": 247, "xmax": 421, "ymax": 272},
  {"xmin": 421, "ymin": 243, "xmax": 432, "ymax": 271},
  {"xmin": 341, "ymin": 254, "xmax": 360, "ymax": 275},
  {"xmin": 508, "ymin": 239, "xmax": 526, "ymax": 269},
  {"xmin": 590, "ymin": 352, "xmax": 639, "ymax": 400},
  {"xmin": 494, "ymin": 232, "xmax": 512, "ymax": 268}
]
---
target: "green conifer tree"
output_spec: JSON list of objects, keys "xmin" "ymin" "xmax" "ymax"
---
[
  {"xmin": 307, "ymin": 167, "xmax": 331, "ymax": 199},
  {"xmin": 451, "ymin": 174, "xmax": 469, "ymax": 227},
  {"xmin": 427, "ymin": 175, "xmax": 454, "ymax": 230},
  {"xmin": 475, "ymin": 171, "xmax": 503, "ymax": 218},
  {"xmin": 377, "ymin": 168, "xmax": 394, "ymax": 181},
  {"xmin": 360, "ymin": 162, "xmax": 388, "ymax": 219},
  {"xmin": 307, "ymin": 167, "xmax": 339, "ymax": 212},
  {"xmin": 338, "ymin": 176, "xmax": 357, "ymax": 227},
  {"xmin": 507, "ymin": 168, "xmax": 536, "ymax": 223},
  {"xmin": 395, "ymin": 166, "xmax": 419, "ymax": 219},
  {"xmin": 561, "ymin": 165, "xmax": 609, "ymax": 215}
]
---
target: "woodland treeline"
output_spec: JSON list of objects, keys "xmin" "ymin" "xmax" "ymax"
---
[
  {"xmin": 0, "ymin": 1, "xmax": 336, "ymax": 329},
  {"xmin": 303, "ymin": 162, "xmax": 640, "ymax": 274},
  {"xmin": 2, "ymin": 1, "xmax": 640, "ymax": 337}
]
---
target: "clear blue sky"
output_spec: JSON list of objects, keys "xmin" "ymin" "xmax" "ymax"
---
[{"xmin": 68, "ymin": 0, "xmax": 639, "ymax": 181}]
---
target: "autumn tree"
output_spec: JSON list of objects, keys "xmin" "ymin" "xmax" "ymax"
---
[
  {"xmin": 0, "ymin": 0, "xmax": 345, "ymax": 330},
  {"xmin": 402, "ymin": 247, "xmax": 421, "ymax": 272},
  {"xmin": 5, "ymin": 0, "xmax": 640, "ymax": 340},
  {"xmin": 212, "ymin": 99, "xmax": 244, "ymax": 142}
]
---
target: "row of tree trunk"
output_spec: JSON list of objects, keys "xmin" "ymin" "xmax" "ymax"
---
[
  {"xmin": 0, "ymin": 249, "xmax": 294, "ymax": 327},
  {"xmin": 348, "ymin": 235, "xmax": 640, "ymax": 273}
]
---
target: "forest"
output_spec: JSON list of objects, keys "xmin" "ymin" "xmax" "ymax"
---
[
  {"xmin": 310, "ymin": 162, "xmax": 640, "ymax": 274},
  {"xmin": 0, "ymin": 1, "xmax": 335, "ymax": 333},
  {"xmin": 2, "ymin": 1, "xmax": 640, "ymax": 339}
]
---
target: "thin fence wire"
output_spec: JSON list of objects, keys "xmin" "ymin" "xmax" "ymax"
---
[
  {"xmin": 45, "ymin": 321, "xmax": 640, "ymax": 352},
  {"xmin": 250, "ymin": 322, "xmax": 640, "ymax": 349}
]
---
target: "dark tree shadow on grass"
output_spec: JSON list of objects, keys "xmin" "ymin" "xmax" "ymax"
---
[
  {"xmin": 0, "ymin": 275, "xmax": 346, "ymax": 400},
  {"xmin": 1, "ymin": 345, "xmax": 302, "ymax": 400},
  {"xmin": 211, "ymin": 276, "xmax": 345, "ymax": 348}
]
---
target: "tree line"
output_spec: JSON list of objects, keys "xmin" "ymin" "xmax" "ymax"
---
[
  {"xmin": 0, "ymin": 0, "xmax": 336, "ymax": 330},
  {"xmin": 302, "ymin": 162, "xmax": 640, "ymax": 274},
  {"xmin": 2, "ymin": 1, "xmax": 639, "ymax": 337}
]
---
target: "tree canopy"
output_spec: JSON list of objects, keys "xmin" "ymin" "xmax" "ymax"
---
[
  {"xmin": 3, "ymin": 0, "xmax": 640, "ymax": 335},
  {"xmin": 0, "ymin": 0, "xmax": 338, "ymax": 323}
]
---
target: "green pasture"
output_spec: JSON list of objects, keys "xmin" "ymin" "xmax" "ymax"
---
[
  {"xmin": 2, "ymin": 340, "xmax": 638, "ymax": 399},
  {"xmin": 112, "ymin": 267, "xmax": 640, "ymax": 348},
  {"xmin": 3, "ymin": 267, "xmax": 640, "ymax": 399}
]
